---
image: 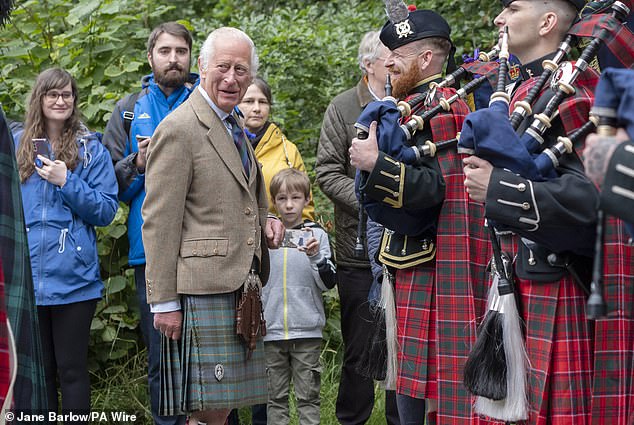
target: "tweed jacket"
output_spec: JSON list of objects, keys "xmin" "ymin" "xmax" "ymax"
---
[{"xmin": 142, "ymin": 88, "xmax": 270, "ymax": 304}]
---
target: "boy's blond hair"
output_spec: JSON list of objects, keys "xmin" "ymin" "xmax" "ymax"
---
[{"xmin": 269, "ymin": 168, "xmax": 311, "ymax": 201}]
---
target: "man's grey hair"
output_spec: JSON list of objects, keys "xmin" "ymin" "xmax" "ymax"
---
[
  {"xmin": 199, "ymin": 27, "xmax": 259, "ymax": 77},
  {"xmin": 358, "ymin": 30, "xmax": 386, "ymax": 75}
]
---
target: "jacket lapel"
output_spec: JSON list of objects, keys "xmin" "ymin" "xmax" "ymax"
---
[{"xmin": 190, "ymin": 90, "xmax": 250, "ymax": 191}]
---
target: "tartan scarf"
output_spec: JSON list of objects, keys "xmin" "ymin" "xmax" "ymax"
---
[{"xmin": 0, "ymin": 110, "xmax": 47, "ymax": 410}]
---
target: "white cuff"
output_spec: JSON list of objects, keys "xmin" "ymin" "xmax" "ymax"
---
[{"xmin": 150, "ymin": 300, "xmax": 181, "ymax": 313}]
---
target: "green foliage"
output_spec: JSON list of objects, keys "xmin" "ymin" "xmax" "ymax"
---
[
  {"xmin": 90, "ymin": 203, "xmax": 140, "ymax": 369},
  {"xmin": 0, "ymin": 0, "xmax": 500, "ymax": 379}
]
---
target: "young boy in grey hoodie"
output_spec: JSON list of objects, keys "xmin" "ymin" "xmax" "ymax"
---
[{"xmin": 263, "ymin": 168, "xmax": 336, "ymax": 425}]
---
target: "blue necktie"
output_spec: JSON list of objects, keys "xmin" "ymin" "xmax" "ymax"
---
[{"xmin": 225, "ymin": 115, "xmax": 250, "ymax": 177}]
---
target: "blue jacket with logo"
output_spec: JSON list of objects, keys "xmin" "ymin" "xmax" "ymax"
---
[
  {"xmin": 14, "ymin": 130, "xmax": 118, "ymax": 305},
  {"xmin": 102, "ymin": 73, "xmax": 199, "ymax": 266}
]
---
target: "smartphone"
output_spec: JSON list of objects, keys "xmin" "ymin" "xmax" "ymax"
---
[
  {"xmin": 281, "ymin": 229, "xmax": 313, "ymax": 249},
  {"xmin": 32, "ymin": 138, "xmax": 51, "ymax": 162}
]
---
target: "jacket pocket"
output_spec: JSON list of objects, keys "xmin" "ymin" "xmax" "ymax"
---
[{"xmin": 180, "ymin": 238, "xmax": 229, "ymax": 257}]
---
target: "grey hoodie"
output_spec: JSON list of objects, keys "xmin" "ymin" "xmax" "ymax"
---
[{"xmin": 262, "ymin": 222, "xmax": 336, "ymax": 341}]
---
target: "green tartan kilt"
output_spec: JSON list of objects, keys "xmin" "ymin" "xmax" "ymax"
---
[{"xmin": 159, "ymin": 292, "xmax": 267, "ymax": 415}]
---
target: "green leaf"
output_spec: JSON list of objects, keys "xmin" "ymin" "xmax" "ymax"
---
[
  {"xmin": 101, "ymin": 325, "xmax": 117, "ymax": 342},
  {"xmin": 90, "ymin": 317, "xmax": 105, "ymax": 330},
  {"xmin": 102, "ymin": 305, "xmax": 128, "ymax": 314},
  {"xmin": 106, "ymin": 275, "xmax": 127, "ymax": 295},
  {"xmin": 107, "ymin": 224, "xmax": 127, "ymax": 239},
  {"xmin": 67, "ymin": 0, "xmax": 101, "ymax": 26}
]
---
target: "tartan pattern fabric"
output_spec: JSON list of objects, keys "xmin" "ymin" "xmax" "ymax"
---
[
  {"xmin": 570, "ymin": 13, "xmax": 634, "ymax": 69},
  {"xmin": 478, "ymin": 236, "xmax": 595, "ymax": 425},
  {"xmin": 159, "ymin": 293, "xmax": 267, "ymax": 415},
  {"xmin": 0, "ymin": 260, "xmax": 9, "ymax": 405},
  {"xmin": 510, "ymin": 66, "xmax": 600, "ymax": 140},
  {"xmin": 479, "ymin": 66, "xmax": 634, "ymax": 424},
  {"xmin": 433, "ymin": 91, "xmax": 491, "ymax": 424},
  {"xmin": 394, "ymin": 88, "xmax": 493, "ymax": 424},
  {"xmin": 591, "ymin": 217, "xmax": 634, "ymax": 425},
  {"xmin": 395, "ymin": 265, "xmax": 437, "ymax": 400},
  {"xmin": 477, "ymin": 64, "xmax": 599, "ymax": 425},
  {"xmin": 226, "ymin": 115, "xmax": 250, "ymax": 177},
  {"xmin": 0, "ymin": 111, "xmax": 47, "ymax": 411}
]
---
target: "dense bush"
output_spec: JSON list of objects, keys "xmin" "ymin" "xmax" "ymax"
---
[{"xmin": 0, "ymin": 0, "xmax": 498, "ymax": 367}]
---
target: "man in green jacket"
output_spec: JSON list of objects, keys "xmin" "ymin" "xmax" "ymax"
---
[{"xmin": 315, "ymin": 30, "xmax": 399, "ymax": 425}]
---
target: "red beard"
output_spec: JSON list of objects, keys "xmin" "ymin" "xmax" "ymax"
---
[{"xmin": 392, "ymin": 60, "xmax": 423, "ymax": 100}]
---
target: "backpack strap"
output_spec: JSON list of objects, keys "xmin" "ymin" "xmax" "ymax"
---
[{"xmin": 121, "ymin": 91, "xmax": 141, "ymax": 138}]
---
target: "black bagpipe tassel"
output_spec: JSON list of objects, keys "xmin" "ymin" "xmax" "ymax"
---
[
  {"xmin": 464, "ymin": 268, "xmax": 509, "ymax": 401},
  {"xmin": 465, "ymin": 223, "xmax": 529, "ymax": 422},
  {"xmin": 355, "ymin": 265, "xmax": 398, "ymax": 389}
]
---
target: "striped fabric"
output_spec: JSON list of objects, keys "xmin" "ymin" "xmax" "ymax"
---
[
  {"xmin": 479, "ymin": 236, "xmax": 595, "ymax": 425},
  {"xmin": 160, "ymin": 292, "xmax": 267, "ymax": 415},
  {"xmin": 0, "ymin": 111, "xmax": 47, "ymax": 411},
  {"xmin": 394, "ymin": 87, "xmax": 492, "ymax": 424},
  {"xmin": 478, "ymin": 62, "xmax": 634, "ymax": 425},
  {"xmin": 591, "ymin": 217, "xmax": 634, "ymax": 425},
  {"xmin": 226, "ymin": 115, "xmax": 250, "ymax": 178},
  {"xmin": 0, "ymin": 260, "xmax": 9, "ymax": 405}
]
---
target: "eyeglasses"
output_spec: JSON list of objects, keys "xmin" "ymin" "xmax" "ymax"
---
[{"xmin": 45, "ymin": 91, "xmax": 75, "ymax": 103}]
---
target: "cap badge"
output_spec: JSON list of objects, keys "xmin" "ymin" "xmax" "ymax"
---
[{"xmin": 395, "ymin": 19, "xmax": 413, "ymax": 38}]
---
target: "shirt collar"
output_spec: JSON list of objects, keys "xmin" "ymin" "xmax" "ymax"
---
[{"xmin": 198, "ymin": 85, "xmax": 232, "ymax": 122}]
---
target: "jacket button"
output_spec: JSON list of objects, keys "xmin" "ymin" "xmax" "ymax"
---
[
  {"xmin": 517, "ymin": 183, "xmax": 526, "ymax": 192},
  {"xmin": 77, "ymin": 246, "xmax": 82, "ymax": 251},
  {"xmin": 522, "ymin": 202, "xmax": 530, "ymax": 210},
  {"xmin": 245, "ymin": 207, "xmax": 252, "ymax": 215},
  {"xmin": 213, "ymin": 248, "xmax": 219, "ymax": 255},
  {"xmin": 247, "ymin": 238, "xmax": 254, "ymax": 246},
  {"xmin": 192, "ymin": 249, "xmax": 197, "ymax": 255},
  {"xmin": 394, "ymin": 176, "xmax": 400, "ymax": 182}
]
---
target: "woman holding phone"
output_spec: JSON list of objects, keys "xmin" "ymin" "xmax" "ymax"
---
[{"xmin": 13, "ymin": 68, "xmax": 118, "ymax": 418}]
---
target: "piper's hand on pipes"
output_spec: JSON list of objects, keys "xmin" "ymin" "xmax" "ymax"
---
[{"xmin": 350, "ymin": 121, "xmax": 379, "ymax": 172}]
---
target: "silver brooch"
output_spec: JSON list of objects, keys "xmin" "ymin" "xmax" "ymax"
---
[{"xmin": 214, "ymin": 364, "xmax": 224, "ymax": 381}]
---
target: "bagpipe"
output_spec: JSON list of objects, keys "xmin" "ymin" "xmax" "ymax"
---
[
  {"xmin": 354, "ymin": 47, "xmax": 501, "ymax": 167},
  {"xmin": 586, "ymin": 68, "xmax": 634, "ymax": 319},
  {"xmin": 460, "ymin": 2, "xmax": 634, "ymax": 422},
  {"xmin": 463, "ymin": 28, "xmax": 531, "ymax": 423},
  {"xmin": 459, "ymin": 0, "xmax": 633, "ymax": 182}
]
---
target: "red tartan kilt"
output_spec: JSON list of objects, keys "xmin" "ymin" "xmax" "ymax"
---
[{"xmin": 395, "ymin": 265, "xmax": 438, "ymax": 400}]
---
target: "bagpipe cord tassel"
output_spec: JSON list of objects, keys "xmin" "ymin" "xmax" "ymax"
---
[
  {"xmin": 381, "ymin": 267, "xmax": 398, "ymax": 391},
  {"xmin": 474, "ymin": 282, "xmax": 529, "ymax": 422}
]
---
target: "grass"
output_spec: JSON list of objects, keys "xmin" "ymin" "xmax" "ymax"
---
[{"xmin": 91, "ymin": 347, "xmax": 388, "ymax": 425}]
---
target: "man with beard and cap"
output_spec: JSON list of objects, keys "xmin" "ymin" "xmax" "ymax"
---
[
  {"xmin": 349, "ymin": 5, "xmax": 491, "ymax": 424},
  {"xmin": 463, "ymin": 1, "xmax": 634, "ymax": 424},
  {"xmin": 315, "ymin": 30, "xmax": 401, "ymax": 425},
  {"xmin": 103, "ymin": 21, "xmax": 198, "ymax": 425}
]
